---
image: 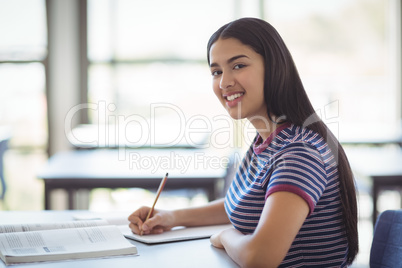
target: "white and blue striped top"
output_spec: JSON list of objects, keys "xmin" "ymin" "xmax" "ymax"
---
[{"xmin": 224, "ymin": 123, "xmax": 348, "ymax": 267}]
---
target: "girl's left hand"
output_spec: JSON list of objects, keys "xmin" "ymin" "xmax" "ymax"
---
[{"xmin": 210, "ymin": 229, "xmax": 228, "ymax": 249}]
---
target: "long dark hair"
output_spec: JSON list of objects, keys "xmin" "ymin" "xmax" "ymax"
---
[{"xmin": 207, "ymin": 17, "xmax": 358, "ymax": 264}]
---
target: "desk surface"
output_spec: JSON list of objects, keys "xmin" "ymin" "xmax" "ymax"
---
[
  {"xmin": 0, "ymin": 211, "xmax": 238, "ymax": 268},
  {"xmin": 38, "ymin": 148, "xmax": 229, "ymax": 209},
  {"xmin": 38, "ymin": 148, "xmax": 228, "ymax": 179},
  {"xmin": 68, "ymin": 124, "xmax": 209, "ymax": 149}
]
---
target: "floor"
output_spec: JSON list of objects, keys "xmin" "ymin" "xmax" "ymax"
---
[{"xmin": 2, "ymin": 149, "xmax": 402, "ymax": 267}]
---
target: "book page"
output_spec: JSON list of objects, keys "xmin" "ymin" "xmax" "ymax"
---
[
  {"xmin": 120, "ymin": 224, "xmax": 233, "ymax": 244},
  {"xmin": 0, "ymin": 220, "xmax": 109, "ymax": 233},
  {"xmin": 73, "ymin": 213, "xmax": 130, "ymax": 226},
  {"xmin": 0, "ymin": 226, "xmax": 137, "ymax": 264}
]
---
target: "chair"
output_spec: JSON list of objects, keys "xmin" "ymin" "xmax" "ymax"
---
[{"xmin": 370, "ymin": 209, "xmax": 402, "ymax": 268}]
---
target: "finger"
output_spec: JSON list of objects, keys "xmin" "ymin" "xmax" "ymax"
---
[
  {"xmin": 128, "ymin": 207, "xmax": 154, "ymax": 235},
  {"xmin": 129, "ymin": 222, "xmax": 142, "ymax": 234},
  {"xmin": 128, "ymin": 206, "xmax": 151, "ymax": 223},
  {"xmin": 127, "ymin": 216, "xmax": 143, "ymax": 233},
  {"xmin": 127, "ymin": 215, "xmax": 143, "ymax": 226},
  {"xmin": 210, "ymin": 233, "xmax": 224, "ymax": 249},
  {"xmin": 150, "ymin": 227, "xmax": 165, "ymax": 234},
  {"xmin": 143, "ymin": 212, "xmax": 163, "ymax": 231}
]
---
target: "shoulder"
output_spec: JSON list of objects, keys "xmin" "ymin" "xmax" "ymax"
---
[{"xmin": 275, "ymin": 125, "xmax": 331, "ymax": 163}]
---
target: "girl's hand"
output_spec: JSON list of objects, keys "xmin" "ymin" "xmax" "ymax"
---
[
  {"xmin": 128, "ymin": 206, "xmax": 175, "ymax": 235},
  {"xmin": 210, "ymin": 231, "xmax": 225, "ymax": 248},
  {"xmin": 210, "ymin": 227, "xmax": 237, "ymax": 249}
]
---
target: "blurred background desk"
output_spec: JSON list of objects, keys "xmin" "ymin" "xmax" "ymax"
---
[
  {"xmin": 67, "ymin": 124, "xmax": 209, "ymax": 149},
  {"xmin": 38, "ymin": 148, "xmax": 229, "ymax": 210},
  {"xmin": 0, "ymin": 210, "xmax": 238, "ymax": 268},
  {"xmin": 345, "ymin": 146, "xmax": 402, "ymax": 226}
]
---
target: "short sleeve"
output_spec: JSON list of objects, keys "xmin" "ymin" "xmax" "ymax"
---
[{"xmin": 265, "ymin": 142, "xmax": 328, "ymax": 216}]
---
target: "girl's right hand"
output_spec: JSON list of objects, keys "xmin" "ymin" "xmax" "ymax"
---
[{"xmin": 127, "ymin": 206, "xmax": 176, "ymax": 235}]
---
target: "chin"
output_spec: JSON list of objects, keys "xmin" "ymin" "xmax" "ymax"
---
[{"xmin": 227, "ymin": 110, "xmax": 244, "ymax": 120}]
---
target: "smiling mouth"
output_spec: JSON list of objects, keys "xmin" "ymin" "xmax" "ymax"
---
[{"xmin": 226, "ymin": 93, "xmax": 244, "ymax": 101}]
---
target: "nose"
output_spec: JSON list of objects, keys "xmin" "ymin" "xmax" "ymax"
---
[{"xmin": 219, "ymin": 72, "xmax": 235, "ymax": 90}]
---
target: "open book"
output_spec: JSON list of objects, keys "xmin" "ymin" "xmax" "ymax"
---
[{"xmin": 0, "ymin": 220, "xmax": 137, "ymax": 265}]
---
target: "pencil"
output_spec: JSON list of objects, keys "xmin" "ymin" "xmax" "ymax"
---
[{"xmin": 140, "ymin": 172, "xmax": 169, "ymax": 236}]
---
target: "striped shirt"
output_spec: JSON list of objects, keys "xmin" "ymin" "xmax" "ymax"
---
[{"xmin": 224, "ymin": 123, "xmax": 348, "ymax": 267}]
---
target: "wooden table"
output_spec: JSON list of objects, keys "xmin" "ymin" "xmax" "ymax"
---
[{"xmin": 38, "ymin": 148, "xmax": 228, "ymax": 210}]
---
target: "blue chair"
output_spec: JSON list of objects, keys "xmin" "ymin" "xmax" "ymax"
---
[{"xmin": 370, "ymin": 209, "xmax": 402, "ymax": 267}]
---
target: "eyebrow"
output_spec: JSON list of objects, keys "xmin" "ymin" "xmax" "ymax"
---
[{"xmin": 210, "ymin": 54, "xmax": 249, "ymax": 68}]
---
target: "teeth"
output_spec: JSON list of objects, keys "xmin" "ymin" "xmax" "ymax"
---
[{"xmin": 227, "ymin": 93, "xmax": 243, "ymax": 101}]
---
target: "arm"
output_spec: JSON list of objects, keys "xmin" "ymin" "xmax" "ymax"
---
[
  {"xmin": 128, "ymin": 198, "xmax": 230, "ymax": 235},
  {"xmin": 174, "ymin": 198, "xmax": 230, "ymax": 226},
  {"xmin": 210, "ymin": 191, "xmax": 309, "ymax": 268}
]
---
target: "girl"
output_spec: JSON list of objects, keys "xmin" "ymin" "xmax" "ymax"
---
[{"xmin": 128, "ymin": 18, "xmax": 358, "ymax": 267}]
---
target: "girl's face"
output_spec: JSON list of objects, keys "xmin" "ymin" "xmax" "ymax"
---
[{"xmin": 209, "ymin": 37, "xmax": 267, "ymax": 121}]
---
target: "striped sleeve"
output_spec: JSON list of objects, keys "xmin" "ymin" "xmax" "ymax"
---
[{"xmin": 265, "ymin": 142, "xmax": 328, "ymax": 215}]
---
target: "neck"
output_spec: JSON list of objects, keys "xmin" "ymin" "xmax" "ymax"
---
[{"xmin": 248, "ymin": 115, "xmax": 279, "ymax": 141}]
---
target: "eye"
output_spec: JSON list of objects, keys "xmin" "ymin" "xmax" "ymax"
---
[
  {"xmin": 211, "ymin": 70, "xmax": 222, "ymax": 76},
  {"xmin": 234, "ymin": 64, "xmax": 246, "ymax": 70}
]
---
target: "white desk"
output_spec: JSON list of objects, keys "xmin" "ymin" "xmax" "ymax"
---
[
  {"xmin": 68, "ymin": 124, "xmax": 209, "ymax": 149},
  {"xmin": 38, "ymin": 148, "xmax": 229, "ymax": 209},
  {"xmin": 0, "ymin": 210, "xmax": 238, "ymax": 268}
]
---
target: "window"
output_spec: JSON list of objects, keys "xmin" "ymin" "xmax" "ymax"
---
[
  {"xmin": 0, "ymin": 0, "xmax": 48, "ymax": 149},
  {"xmin": 266, "ymin": 0, "xmax": 400, "ymax": 142},
  {"xmin": 87, "ymin": 0, "xmax": 265, "ymax": 149},
  {"xmin": 0, "ymin": 0, "xmax": 48, "ymax": 210},
  {"xmin": 87, "ymin": 0, "xmax": 399, "ymax": 148}
]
